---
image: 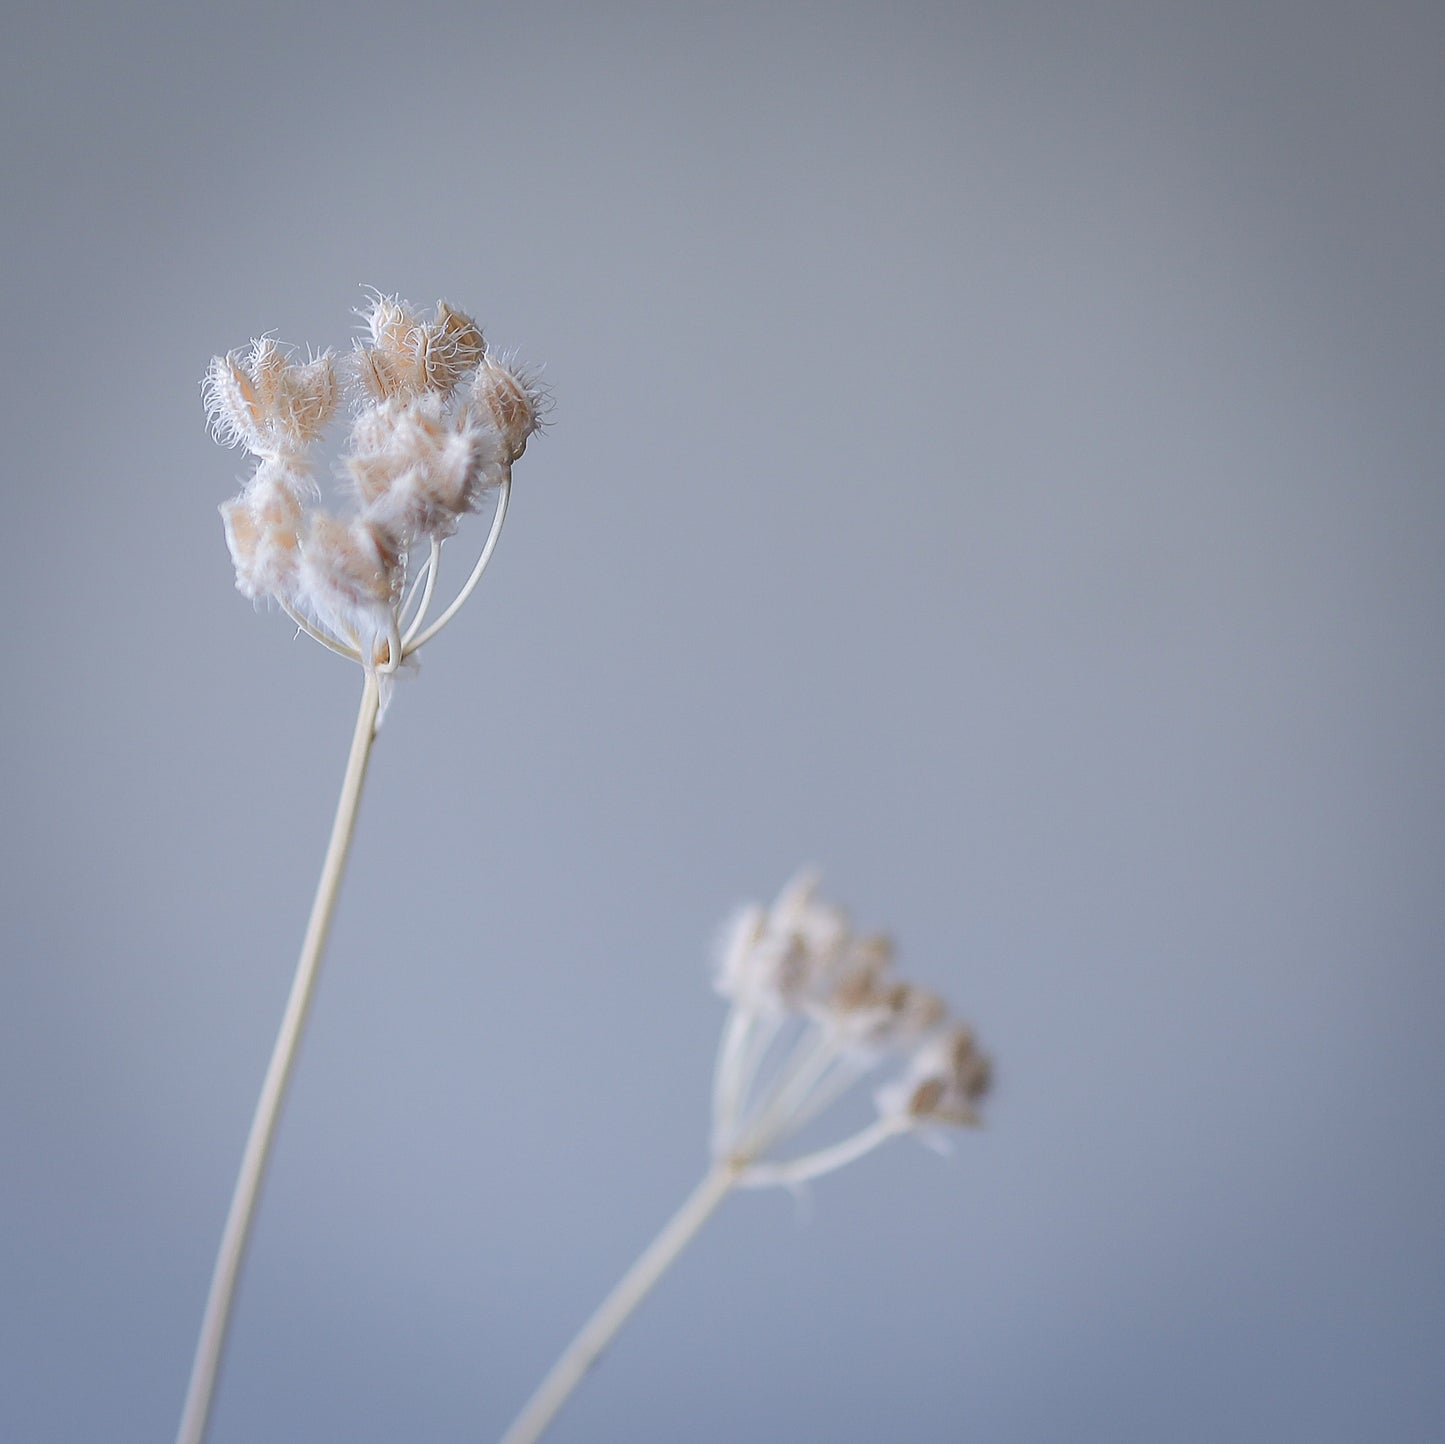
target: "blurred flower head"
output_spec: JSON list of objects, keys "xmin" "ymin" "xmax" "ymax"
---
[{"xmin": 712, "ymin": 873, "xmax": 991, "ymax": 1188}]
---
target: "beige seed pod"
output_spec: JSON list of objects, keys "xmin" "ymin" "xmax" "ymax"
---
[
  {"xmin": 204, "ymin": 342, "xmax": 338, "ymax": 455},
  {"xmin": 420, "ymin": 302, "xmax": 485, "ymax": 393},
  {"xmin": 219, "ymin": 470, "xmax": 305, "ymax": 600},
  {"xmin": 300, "ymin": 512, "xmax": 404, "ymax": 658},
  {"xmin": 472, "ymin": 350, "xmax": 545, "ymax": 460},
  {"xmin": 365, "ymin": 293, "xmax": 420, "ymax": 357},
  {"xmin": 279, "ymin": 356, "xmax": 339, "ymax": 444}
]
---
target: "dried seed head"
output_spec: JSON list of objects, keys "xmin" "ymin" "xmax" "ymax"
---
[
  {"xmin": 714, "ymin": 875, "xmax": 854, "ymax": 1015},
  {"xmin": 219, "ymin": 462, "xmax": 311, "ymax": 599},
  {"xmin": 282, "ymin": 356, "xmax": 339, "ymax": 443},
  {"xmin": 206, "ymin": 290, "xmax": 540, "ymax": 680},
  {"xmin": 712, "ymin": 875, "xmax": 993, "ymax": 1184},
  {"xmin": 901, "ymin": 986, "xmax": 948, "ymax": 1035},
  {"xmin": 348, "ymin": 394, "xmax": 508, "ymax": 545},
  {"xmin": 880, "ymin": 1024, "xmax": 993, "ymax": 1128},
  {"xmin": 716, "ymin": 876, "xmax": 946, "ymax": 1042},
  {"xmin": 472, "ymin": 350, "xmax": 546, "ymax": 460},
  {"xmin": 714, "ymin": 904, "xmax": 809, "ymax": 1014},
  {"xmin": 423, "ymin": 302, "xmax": 486, "ymax": 393},
  {"xmin": 830, "ymin": 958, "xmax": 889, "ymax": 1014},
  {"xmin": 768, "ymin": 872, "xmax": 853, "ymax": 967},
  {"xmin": 364, "ymin": 292, "xmax": 420, "ymax": 356},
  {"xmin": 351, "ymin": 345, "xmax": 407, "ymax": 404},
  {"xmin": 204, "ymin": 354, "xmax": 268, "ymax": 450},
  {"xmin": 828, "ymin": 960, "xmax": 947, "ymax": 1051},
  {"xmin": 353, "ymin": 293, "xmax": 424, "ymax": 401},
  {"xmin": 353, "ymin": 295, "xmax": 487, "ymax": 401},
  {"xmin": 203, "ymin": 342, "xmax": 339, "ymax": 456},
  {"xmin": 299, "ymin": 513, "xmax": 404, "ymax": 655}
]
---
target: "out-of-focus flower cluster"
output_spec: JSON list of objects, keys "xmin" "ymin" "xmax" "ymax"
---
[
  {"xmin": 711, "ymin": 875, "xmax": 991, "ymax": 1187},
  {"xmin": 204, "ymin": 293, "xmax": 544, "ymax": 672}
]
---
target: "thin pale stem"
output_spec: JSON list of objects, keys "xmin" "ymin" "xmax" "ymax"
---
[
  {"xmin": 377, "ymin": 611, "xmax": 404, "ymax": 675},
  {"xmin": 401, "ymin": 538, "xmax": 443, "ymax": 646},
  {"xmin": 711, "ymin": 1005, "xmax": 754, "ymax": 1144},
  {"xmin": 777, "ymin": 1052, "xmax": 870, "ymax": 1137},
  {"xmin": 733, "ymin": 1011, "xmax": 783, "ymax": 1120},
  {"xmin": 733, "ymin": 1028, "xmax": 842, "ymax": 1160},
  {"xmin": 403, "ymin": 471, "xmax": 510, "ymax": 656},
  {"xmin": 398, "ymin": 545, "xmax": 436, "ymax": 627},
  {"xmin": 277, "ymin": 596, "xmax": 361, "ymax": 662},
  {"xmin": 501, "ymin": 1162, "xmax": 741, "ymax": 1444},
  {"xmin": 713, "ymin": 1009, "xmax": 784, "ymax": 1155},
  {"xmin": 176, "ymin": 674, "xmax": 382, "ymax": 1444},
  {"xmin": 738, "ymin": 1115, "xmax": 909, "ymax": 1189}
]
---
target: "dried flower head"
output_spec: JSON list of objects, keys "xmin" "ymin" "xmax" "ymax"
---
[
  {"xmin": 203, "ymin": 340, "xmax": 338, "ymax": 457},
  {"xmin": 348, "ymin": 393, "xmax": 508, "ymax": 544},
  {"xmin": 203, "ymin": 291, "xmax": 541, "ymax": 698},
  {"xmin": 472, "ymin": 349, "xmax": 548, "ymax": 460},
  {"xmin": 353, "ymin": 292, "xmax": 489, "ymax": 400},
  {"xmin": 219, "ymin": 463, "xmax": 308, "ymax": 601},
  {"xmin": 711, "ymin": 874, "xmax": 991, "ymax": 1190},
  {"xmin": 496, "ymin": 879, "xmax": 993, "ymax": 1444},
  {"xmin": 188, "ymin": 290, "xmax": 541, "ymax": 1444},
  {"xmin": 878, "ymin": 1024, "xmax": 992, "ymax": 1128},
  {"xmin": 299, "ymin": 514, "xmax": 404, "ymax": 667}
]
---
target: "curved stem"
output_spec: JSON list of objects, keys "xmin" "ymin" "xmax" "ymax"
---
[
  {"xmin": 403, "ymin": 472, "xmax": 510, "ymax": 656},
  {"xmin": 711, "ymin": 1005, "xmax": 753, "ymax": 1144},
  {"xmin": 398, "ymin": 546, "xmax": 436, "ymax": 628},
  {"xmin": 730, "ymin": 1011, "xmax": 783, "ymax": 1126},
  {"xmin": 401, "ymin": 538, "xmax": 443, "ymax": 647},
  {"xmin": 737, "ymin": 1115, "xmax": 908, "ymax": 1190},
  {"xmin": 501, "ymin": 1163, "xmax": 740, "ymax": 1444},
  {"xmin": 733, "ymin": 1029, "xmax": 842, "ymax": 1161},
  {"xmin": 176, "ymin": 675, "xmax": 382, "ymax": 1444},
  {"xmin": 277, "ymin": 596, "xmax": 361, "ymax": 662},
  {"xmin": 775, "ymin": 1052, "xmax": 869, "ymax": 1139},
  {"xmin": 378, "ymin": 612, "xmax": 404, "ymax": 675}
]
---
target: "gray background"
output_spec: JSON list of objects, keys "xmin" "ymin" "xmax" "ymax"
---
[{"xmin": 3, "ymin": 3, "xmax": 1443, "ymax": 1441}]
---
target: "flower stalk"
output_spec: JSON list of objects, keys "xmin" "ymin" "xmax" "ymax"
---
[
  {"xmin": 177, "ymin": 673, "xmax": 380, "ymax": 1444},
  {"xmin": 500, "ymin": 874, "xmax": 993, "ymax": 1444},
  {"xmin": 500, "ymin": 1163, "xmax": 743, "ymax": 1444},
  {"xmin": 181, "ymin": 293, "xmax": 542, "ymax": 1443}
]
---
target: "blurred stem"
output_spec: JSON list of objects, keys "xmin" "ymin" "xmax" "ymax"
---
[
  {"xmin": 737, "ymin": 1115, "xmax": 908, "ymax": 1189},
  {"xmin": 176, "ymin": 673, "xmax": 381, "ymax": 1444},
  {"xmin": 732, "ymin": 1028, "xmax": 841, "ymax": 1160},
  {"xmin": 501, "ymin": 1162, "xmax": 741, "ymax": 1444}
]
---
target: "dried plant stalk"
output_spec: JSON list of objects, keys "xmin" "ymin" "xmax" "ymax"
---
[
  {"xmin": 501, "ymin": 875, "xmax": 992, "ymax": 1443},
  {"xmin": 177, "ymin": 674, "xmax": 380, "ymax": 1444},
  {"xmin": 179, "ymin": 294, "xmax": 542, "ymax": 1444}
]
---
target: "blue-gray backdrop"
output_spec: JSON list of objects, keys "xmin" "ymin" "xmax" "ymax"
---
[{"xmin": 3, "ymin": 3, "xmax": 1443, "ymax": 1441}]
